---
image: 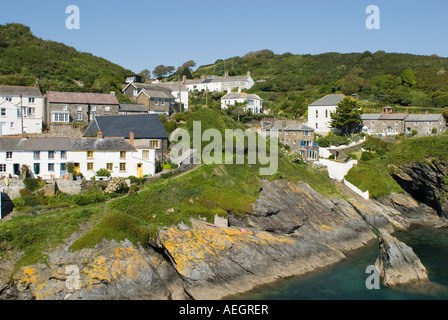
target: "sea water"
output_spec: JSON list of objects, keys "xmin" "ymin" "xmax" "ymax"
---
[{"xmin": 234, "ymin": 225, "xmax": 448, "ymax": 300}]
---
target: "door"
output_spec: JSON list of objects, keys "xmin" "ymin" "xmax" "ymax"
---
[
  {"xmin": 137, "ymin": 163, "xmax": 143, "ymax": 178},
  {"xmin": 74, "ymin": 163, "xmax": 80, "ymax": 176},
  {"xmin": 60, "ymin": 163, "xmax": 67, "ymax": 176}
]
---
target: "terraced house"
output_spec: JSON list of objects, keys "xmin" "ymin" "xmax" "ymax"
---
[
  {"xmin": 45, "ymin": 91, "xmax": 120, "ymax": 126},
  {"xmin": 0, "ymin": 135, "xmax": 156, "ymax": 180},
  {"xmin": 361, "ymin": 108, "xmax": 446, "ymax": 136}
]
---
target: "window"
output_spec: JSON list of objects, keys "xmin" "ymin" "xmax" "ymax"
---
[
  {"xmin": 154, "ymin": 98, "xmax": 159, "ymax": 106},
  {"xmin": 10, "ymin": 122, "xmax": 14, "ymax": 128},
  {"xmin": 48, "ymin": 151, "xmax": 55, "ymax": 159},
  {"xmin": 325, "ymin": 109, "xmax": 328, "ymax": 118},
  {"xmin": 120, "ymin": 151, "xmax": 127, "ymax": 159},
  {"xmin": 142, "ymin": 150, "xmax": 150, "ymax": 159},
  {"xmin": 91, "ymin": 106, "xmax": 97, "ymax": 112},
  {"xmin": 105, "ymin": 106, "xmax": 111, "ymax": 112},
  {"xmin": 0, "ymin": 164, "xmax": 6, "ymax": 172},
  {"xmin": 76, "ymin": 113, "xmax": 83, "ymax": 121},
  {"xmin": 61, "ymin": 151, "xmax": 67, "ymax": 159},
  {"xmin": 48, "ymin": 163, "xmax": 55, "ymax": 172},
  {"xmin": 106, "ymin": 163, "xmax": 113, "ymax": 171},
  {"xmin": 34, "ymin": 151, "xmax": 40, "ymax": 160},
  {"xmin": 28, "ymin": 97, "xmax": 35, "ymax": 103},
  {"xmin": 60, "ymin": 163, "xmax": 66, "ymax": 171},
  {"xmin": 1, "ymin": 108, "xmax": 6, "ymax": 116},
  {"xmin": 77, "ymin": 105, "xmax": 83, "ymax": 112},
  {"xmin": 161, "ymin": 99, "xmax": 165, "ymax": 106},
  {"xmin": 303, "ymin": 131, "xmax": 310, "ymax": 137},
  {"xmin": 90, "ymin": 113, "xmax": 98, "ymax": 121},
  {"xmin": 134, "ymin": 89, "xmax": 138, "ymax": 97},
  {"xmin": 5, "ymin": 97, "xmax": 11, "ymax": 102},
  {"xmin": 28, "ymin": 107, "xmax": 36, "ymax": 115},
  {"xmin": 395, "ymin": 122, "xmax": 398, "ymax": 127},
  {"xmin": 316, "ymin": 110, "xmax": 319, "ymax": 118},
  {"xmin": 6, "ymin": 152, "xmax": 12, "ymax": 159},
  {"xmin": 119, "ymin": 163, "xmax": 126, "ymax": 171},
  {"xmin": 62, "ymin": 105, "xmax": 68, "ymax": 111},
  {"xmin": 87, "ymin": 151, "xmax": 94, "ymax": 159},
  {"xmin": 87, "ymin": 162, "xmax": 94, "ymax": 171},
  {"xmin": 315, "ymin": 123, "xmax": 318, "ymax": 129},
  {"xmin": 52, "ymin": 113, "xmax": 70, "ymax": 123},
  {"xmin": 150, "ymin": 140, "xmax": 159, "ymax": 149}
]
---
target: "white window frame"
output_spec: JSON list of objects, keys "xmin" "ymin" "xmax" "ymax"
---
[{"xmin": 52, "ymin": 112, "xmax": 70, "ymax": 123}]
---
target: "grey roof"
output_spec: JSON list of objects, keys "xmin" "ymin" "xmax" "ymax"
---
[
  {"xmin": 263, "ymin": 121, "xmax": 314, "ymax": 131},
  {"xmin": 361, "ymin": 114, "xmax": 382, "ymax": 120},
  {"xmin": 0, "ymin": 85, "xmax": 42, "ymax": 97},
  {"xmin": 119, "ymin": 103, "xmax": 148, "ymax": 112},
  {"xmin": 71, "ymin": 138, "xmax": 135, "ymax": 151},
  {"xmin": 222, "ymin": 92, "xmax": 261, "ymax": 100},
  {"xmin": 309, "ymin": 94, "xmax": 345, "ymax": 107},
  {"xmin": 380, "ymin": 113, "xmax": 408, "ymax": 120},
  {"xmin": 83, "ymin": 114, "xmax": 169, "ymax": 140},
  {"xmin": 139, "ymin": 88, "xmax": 176, "ymax": 100},
  {"xmin": 405, "ymin": 114, "xmax": 443, "ymax": 122},
  {"xmin": 0, "ymin": 137, "xmax": 135, "ymax": 151}
]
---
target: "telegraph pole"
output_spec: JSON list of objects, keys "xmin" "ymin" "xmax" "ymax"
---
[{"xmin": 20, "ymin": 94, "xmax": 24, "ymax": 135}]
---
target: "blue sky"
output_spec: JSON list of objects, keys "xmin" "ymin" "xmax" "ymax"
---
[{"xmin": 0, "ymin": 0, "xmax": 447, "ymax": 74}]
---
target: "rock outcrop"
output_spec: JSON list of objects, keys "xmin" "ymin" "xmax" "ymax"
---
[
  {"xmin": 390, "ymin": 160, "xmax": 448, "ymax": 219},
  {"xmin": 0, "ymin": 179, "xmax": 438, "ymax": 300},
  {"xmin": 375, "ymin": 231, "xmax": 429, "ymax": 286}
]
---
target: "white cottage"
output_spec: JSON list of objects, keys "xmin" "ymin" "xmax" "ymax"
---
[
  {"xmin": 0, "ymin": 136, "xmax": 156, "ymax": 180},
  {"xmin": 307, "ymin": 94, "xmax": 345, "ymax": 134},
  {"xmin": 0, "ymin": 84, "xmax": 43, "ymax": 135},
  {"xmin": 221, "ymin": 92, "xmax": 263, "ymax": 114}
]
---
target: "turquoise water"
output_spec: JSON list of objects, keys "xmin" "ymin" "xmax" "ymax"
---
[{"xmin": 234, "ymin": 225, "xmax": 448, "ymax": 300}]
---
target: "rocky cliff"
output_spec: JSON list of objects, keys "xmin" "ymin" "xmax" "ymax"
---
[
  {"xmin": 0, "ymin": 179, "xmax": 440, "ymax": 300},
  {"xmin": 390, "ymin": 160, "xmax": 448, "ymax": 219}
]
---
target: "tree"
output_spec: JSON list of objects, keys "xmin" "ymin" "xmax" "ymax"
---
[
  {"xmin": 330, "ymin": 97, "xmax": 363, "ymax": 135},
  {"xmin": 401, "ymin": 68, "xmax": 417, "ymax": 87},
  {"xmin": 153, "ymin": 65, "xmax": 175, "ymax": 80},
  {"xmin": 177, "ymin": 60, "xmax": 196, "ymax": 79},
  {"xmin": 138, "ymin": 69, "xmax": 151, "ymax": 81}
]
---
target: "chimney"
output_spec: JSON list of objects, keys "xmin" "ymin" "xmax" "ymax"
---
[
  {"xmin": 247, "ymin": 70, "xmax": 251, "ymax": 77},
  {"xmin": 34, "ymin": 80, "xmax": 39, "ymax": 89},
  {"xmin": 425, "ymin": 110, "xmax": 429, "ymax": 115},
  {"xmin": 129, "ymin": 131, "xmax": 134, "ymax": 145},
  {"xmin": 405, "ymin": 108, "xmax": 409, "ymax": 114},
  {"xmin": 201, "ymin": 74, "xmax": 206, "ymax": 80},
  {"xmin": 97, "ymin": 129, "xmax": 103, "ymax": 139},
  {"xmin": 183, "ymin": 75, "xmax": 187, "ymax": 85},
  {"xmin": 224, "ymin": 71, "xmax": 229, "ymax": 78}
]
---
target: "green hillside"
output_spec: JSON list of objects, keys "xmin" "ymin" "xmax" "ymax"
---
[
  {"xmin": 0, "ymin": 23, "xmax": 132, "ymax": 101},
  {"xmin": 195, "ymin": 50, "xmax": 448, "ymax": 117}
]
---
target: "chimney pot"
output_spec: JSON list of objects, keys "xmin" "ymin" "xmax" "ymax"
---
[
  {"xmin": 97, "ymin": 129, "xmax": 103, "ymax": 139},
  {"xmin": 129, "ymin": 131, "xmax": 134, "ymax": 145}
]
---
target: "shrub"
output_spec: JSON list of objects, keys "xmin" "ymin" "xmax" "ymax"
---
[
  {"xmin": 360, "ymin": 151, "xmax": 377, "ymax": 161},
  {"xmin": 23, "ymin": 178, "xmax": 45, "ymax": 192},
  {"xmin": 22, "ymin": 195, "xmax": 40, "ymax": 208},
  {"xmin": 19, "ymin": 188, "xmax": 33, "ymax": 197},
  {"xmin": 105, "ymin": 177, "xmax": 128, "ymax": 194},
  {"xmin": 70, "ymin": 190, "xmax": 107, "ymax": 206},
  {"xmin": 12, "ymin": 197, "xmax": 26, "ymax": 212},
  {"xmin": 95, "ymin": 168, "xmax": 111, "ymax": 177}
]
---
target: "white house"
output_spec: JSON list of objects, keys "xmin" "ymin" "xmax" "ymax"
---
[
  {"xmin": 0, "ymin": 136, "xmax": 156, "ymax": 180},
  {"xmin": 0, "ymin": 84, "xmax": 43, "ymax": 135},
  {"xmin": 307, "ymin": 94, "xmax": 345, "ymax": 134},
  {"xmin": 0, "ymin": 101, "xmax": 42, "ymax": 136},
  {"xmin": 221, "ymin": 92, "xmax": 263, "ymax": 114}
]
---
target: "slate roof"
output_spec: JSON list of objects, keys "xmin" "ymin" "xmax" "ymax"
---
[
  {"xmin": 309, "ymin": 94, "xmax": 345, "ymax": 107},
  {"xmin": 222, "ymin": 92, "xmax": 262, "ymax": 100},
  {"xmin": 46, "ymin": 91, "xmax": 119, "ymax": 105},
  {"xmin": 138, "ymin": 88, "xmax": 176, "ymax": 100},
  {"xmin": 82, "ymin": 114, "xmax": 169, "ymax": 140},
  {"xmin": 405, "ymin": 114, "xmax": 443, "ymax": 122},
  {"xmin": 119, "ymin": 103, "xmax": 148, "ymax": 112},
  {"xmin": 379, "ymin": 113, "xmax": 408, "ymax": 120},
  {"xmin": 0, "ymin": 137, "xmax": 135, "ymax": 151},
  {"xmin": 361, "ymin": 114, "xmax": 382, "ymax": 120},
  {"xmin": 0, "ymin": 85, "xmax": 42, "ymax": 97}
]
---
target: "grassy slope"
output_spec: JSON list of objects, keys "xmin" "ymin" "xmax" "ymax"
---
[{"xmin": 345, "ymin": 134, "xmax": 448, "ymax": 198}]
